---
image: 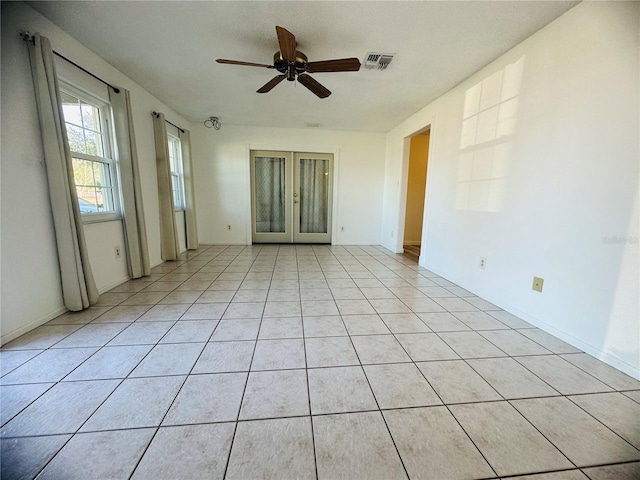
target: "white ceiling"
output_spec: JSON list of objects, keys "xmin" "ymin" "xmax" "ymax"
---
[{"xmin": 29, "ymin": 1, "xmax": 578, "ymax": 132}]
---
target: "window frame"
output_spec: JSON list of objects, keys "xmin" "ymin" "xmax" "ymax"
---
[
  {"xmin": 59, "ymin": 81, "xmax": 121, "ymax": 223},
  {"xmin": 167, "ymin": 133, "xmax": 185, "ymax": 212}
]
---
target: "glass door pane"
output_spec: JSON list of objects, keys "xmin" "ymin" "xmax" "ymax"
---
[
  {"xmin": 251, "ymin": 151, "xmax": 292, "ymax": 243},
  {"xmin": 299, "ymin": 158, "xmax": 329, "ymax": 233},
  {"xmin": 255, "ymin": 157, "xmax": 286, "ymax": 232},
  {"xmin": 294, "ymin": 153, "xmax": 333, "ymax": 244}
]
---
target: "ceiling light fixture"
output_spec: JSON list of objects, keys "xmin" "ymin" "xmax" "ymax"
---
[{"xmin": 204, "ymin": 116, "xmax": 221, "ymax": 130}]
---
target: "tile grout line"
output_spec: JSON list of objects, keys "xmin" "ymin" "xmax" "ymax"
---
[
  {"xmin": 221, "ymin": 244, "xmax": 270, "ymax": 480},
  {"xmin": 383, "ymin": 254, "xmax": 600, "ymax": 476},
  {"xmin": 0, "ymin": 255, "xmax": 198, "ymax": 427},
  {"xmin": 103, "ymin": 244, "xmax": 233, "ymax": 479},
  {"xmin": 301, "ymin": 247, "xmax": 320, "ymax": 480},
  {"xmin": 386, "ymin": 312, "xmax": 500, "ymax": 478},
  {"xmin": 337, "ymin": 261, "xmax": 414, "ymax": 480},
  {"xmin": 382, "ymin": 256, "xmax": 583, "ymax": 475},
  {"xmin": 122, "ymin": 244, "xmax": 239, "ymax": 477},
  {"xmin": 504, "ymin": 396, "xmax": 583, "ymax": 471},
  {"xmin": 21, "ymin": 245, "xmax": 220, "ymax": 478},
  {"xmin": 563, "ymin": 395, "xmax": 640, "ymax": 454},
  {"xmin": 3, "ymin": 245, "xmax": 639, "ymax": 479},
  {"xmin": 462, "ymin": 356, "xmax": 563, "ymax": 401},
  {"xmin": 4, "ymin": 273, "xmax": 194, "ymax": 477},
  {"xmin": 558, "ymin": 354, "xmax": 635, "ymax": 393},
  {"xmin": 128, "ymin": 246, "xmax": 248, "ymax": 479}
]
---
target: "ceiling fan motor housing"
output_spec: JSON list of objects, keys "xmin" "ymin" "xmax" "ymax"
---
[{"xmin": 274, "ymin": 51, "xmax": 308, "ymax": 80}]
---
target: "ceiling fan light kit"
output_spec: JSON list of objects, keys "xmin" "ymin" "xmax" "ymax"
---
[{"xmin": 216, "ymin": 26, "xmax": 361, "ymax": 98}]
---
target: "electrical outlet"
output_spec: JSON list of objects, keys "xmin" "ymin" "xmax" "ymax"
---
[
  {"xmin": 114, "ymin": 246, "xmax": 121, "ymax": 258},
  {"xmin": 479, "ymin": 257, "xmax": 486, "ymax": 269},
  {"xmin": 532, "ymin": 276, "xmax": 544, "ymax": 292},
  {"xmin": 227, "ymin": 225, "xmax": 231, "ymax": 231}
]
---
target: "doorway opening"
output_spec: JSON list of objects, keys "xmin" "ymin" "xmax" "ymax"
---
[
  {"xmin": 402, "ymin": 129, "xmax": 430, "ymax": 262},
  {"xmin": 250, "ymin": 150, "xmax": 333, "ymax": 244}
]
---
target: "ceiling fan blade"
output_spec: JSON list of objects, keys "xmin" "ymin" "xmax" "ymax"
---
[
  {"xmin": 216, "ymin": 59, "xmax": 274, "ymax": 68},
  {"xmin": 276, "ymin": 26, "xmax": 297, "ymax": 63},
  {"xmin": 297, "ymin": 74, "xmax": 331, "ymax": 98},
  {"xmin": 306, "ymin": 58, "xmax": 362, "ymax": 73},
  {"xmin": 257, "ymin": 75, "xmax": 286, "ymax": 93}
]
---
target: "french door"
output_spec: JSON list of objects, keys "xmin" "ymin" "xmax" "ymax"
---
[{"xmin": 250, "ymin": 150, "xmax": 333, "ymax": 244}]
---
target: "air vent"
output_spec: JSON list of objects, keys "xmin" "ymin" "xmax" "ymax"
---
[{"xmin": 364, "ymin": 52, "xmax": 395, "ymax": 70}]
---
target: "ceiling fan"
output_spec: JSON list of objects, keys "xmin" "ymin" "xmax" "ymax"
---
[{"xmin": 216, "ymin": 26, "xmax": 361, "ymax": 98}]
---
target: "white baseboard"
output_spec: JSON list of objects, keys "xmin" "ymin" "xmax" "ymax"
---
[
  {"xmin": 422, "ymin": 260, "xmax": 640, "ymax": 381},
  {"xmin": 208, "ymin": 242, "xmax": 249, "ymax": 246},
  {"xmin": 1, "ymin": 305, "xmax": 67, "ymax": 346},
  {"xmin": 497, "ymin": 303, "xmax": 639, "ymax": 380},
  {"xmin": 98, "ymin": 275, "xmax": 130, "ymax": 295},
  {"xmin": 332, "ymin": 242, "xmax": 377, "ymax": 246},
  {"xmin": 1, "ymin": 275, "xmax": 130, "ymax": 347}
]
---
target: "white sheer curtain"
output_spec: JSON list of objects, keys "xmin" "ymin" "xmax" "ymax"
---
[
  {"xmin": 152, "ymin": 112, "xmax": 179, "ymax": 260},
  {"xmin": 27, "ymin": 33, "xmax": 99, "ymax": 310},
  {"xmin": 299, "ymin": 158, "xmax": 329, "ymax": 233},
  {"xmin": 254, "ymin": 157, "xmax": 286, "ymax": 232},
  {"xmin": 110, "ymin": 88, "xmax": 150, "ymax": 277},
  {"xmin": 179, "ymin": 129, "xmax": 199, "ymax": 250}
]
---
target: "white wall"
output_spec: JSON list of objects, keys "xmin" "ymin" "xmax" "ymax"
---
[
  {"xmin": 84, "ymin": 221, "xmax": 129, "ymax": 292},
  {"xmin": 191, "ymin": 124, "xmax": 386, "ymax": 245},
  {"xmin": 1, "ymin": 2, "xmax": 190, "ymax": 344},
  {"xmin": 382, "ymin": 2, "xmax": 640, "ymax": 378},
  {"xmin": 176, "ymin": 211, "xmax": 187, "ymax": 253}
]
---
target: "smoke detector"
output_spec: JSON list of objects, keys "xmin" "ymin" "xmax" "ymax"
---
[{"xmin": 364, "ymin": 52, "xmax": 395, "ymax": 70}]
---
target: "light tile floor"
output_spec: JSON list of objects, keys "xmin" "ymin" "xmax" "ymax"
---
[{"xmin": 1, "ymin": 244, "xmax": 640, "ymax": 479}]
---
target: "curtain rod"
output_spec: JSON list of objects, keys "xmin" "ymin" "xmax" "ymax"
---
[
  {"xmin": 20, "ymin": 31, "xmax": 120, "ymax": 93},
  {"xmin": 152, "ymin": 112, "xmax": 185, "ymax": 133}
]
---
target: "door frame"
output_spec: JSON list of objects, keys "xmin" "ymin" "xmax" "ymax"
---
[
  {"xmin": 244, "ymin": 144, "xmax": 340, "ymax": 245},
  {"xmin": 396, "ymin": 118, "xmax": 437, "ymax": 263}
]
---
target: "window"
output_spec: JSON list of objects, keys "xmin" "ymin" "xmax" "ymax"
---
[
  {"xmin": 60, "ymin": 85, "xmax": 119, "ymax": 219},
  {"xmin": 167, "ymin": 135, "xmax": 185, "ymax": 210}
]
